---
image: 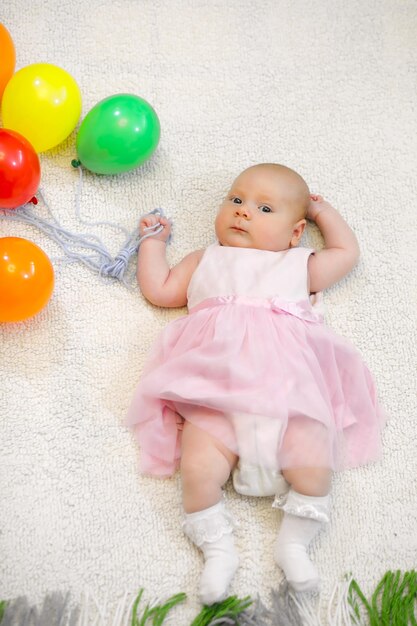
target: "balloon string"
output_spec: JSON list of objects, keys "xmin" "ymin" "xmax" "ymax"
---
[
  {"xmin": 73, "ymin": 166, "xmax": 131, "ymax": 238},
  {"xmin": 0, "ymin": 170, "xmax": 171, "ymax": 290}
]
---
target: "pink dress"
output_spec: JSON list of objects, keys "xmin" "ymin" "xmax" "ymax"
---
[{"xmin": 126, "ymin": 243, "xmax": 384, "ymax": 478}]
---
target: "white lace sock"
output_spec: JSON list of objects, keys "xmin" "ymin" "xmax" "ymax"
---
[
  {"xmin": 183, "ymin": 500, "xmax": 239, "ymax": 605},
  {"xmin": 274, "ymin": 489, "xmax": 329, "ymax": 592}
]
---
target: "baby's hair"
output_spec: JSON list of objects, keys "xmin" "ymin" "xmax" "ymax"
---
[{"xmin": 245, "ymin": 163, "xmax": 310, "ymax": 220}]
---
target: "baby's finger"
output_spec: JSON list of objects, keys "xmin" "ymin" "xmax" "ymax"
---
[
  {"xmin": 313, "ymin": 194, "xmax": 324, "ymax": 202},
  {"xmin": 141, "ymin": 216, "xmax": 158, "ymax": 229}
]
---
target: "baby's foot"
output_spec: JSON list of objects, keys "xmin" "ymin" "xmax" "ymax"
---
[
  {"xmin": 199, "ymin": 534, "xmax": 239, "ymax": 604},
  {"xmin": 275, "ymin": 542, "xmax": 319, "ymax": 592}
]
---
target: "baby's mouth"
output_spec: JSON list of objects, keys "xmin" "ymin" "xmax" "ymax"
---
[{"xmin": 231, "ymin": 225, "xmax": 247, "ymax": 233}]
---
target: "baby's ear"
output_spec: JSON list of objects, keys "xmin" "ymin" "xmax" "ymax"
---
[{"xmin": 290, "ymin": 219, "xmax": 307, "ymax": 246}]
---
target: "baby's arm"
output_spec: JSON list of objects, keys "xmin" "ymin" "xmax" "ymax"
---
[
  {"xmin": 137, "ymin": 214, "xmax": 204, "ymax": 307},
  {"xmin": 307, "ymin": 195, "xmax": 360, "ymax": 293}
]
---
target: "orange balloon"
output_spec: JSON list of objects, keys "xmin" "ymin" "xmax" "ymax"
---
[
  {"xmin": 0, "ymin": 24, "xmax": 16, "ymax": 100},
  {"xmin": 0, "ymin": 237, "xmax": 54, "ymax": 322}
]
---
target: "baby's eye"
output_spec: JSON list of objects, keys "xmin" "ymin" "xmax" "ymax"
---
[
  {"xmin": 259, "ymin": 205, "xmax": 272, "ymax": 213},
  {"xmin": 231, "ymin": 197, "xmax": 242, "ymax": 204}
]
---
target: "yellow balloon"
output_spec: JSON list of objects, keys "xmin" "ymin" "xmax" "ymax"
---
[{"xmin": 2, "ymin": 63, "xmax": 82, "ymax": 152}]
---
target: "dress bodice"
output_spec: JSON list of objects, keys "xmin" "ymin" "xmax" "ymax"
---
[{"xmin": 187, "ymin": 243, "xmax": 316, "ymax": 311}]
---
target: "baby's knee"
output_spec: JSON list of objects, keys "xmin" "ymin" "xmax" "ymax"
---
[
  {"xmin": 180, "ymin": 452, "xmax": 215, "ymax": 484},
  {"xmin": 282, "ymin": 467, "xmax": 331, "ymax": 497}
]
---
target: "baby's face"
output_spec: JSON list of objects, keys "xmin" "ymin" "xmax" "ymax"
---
[{"xmin": 215, "ymin": 166, "xmax": 307, "ymax": 251}]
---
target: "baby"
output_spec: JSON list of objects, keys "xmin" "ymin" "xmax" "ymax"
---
[{"xmin": 127, "ymin": 164, "xmax": 384, "ymax": 604}]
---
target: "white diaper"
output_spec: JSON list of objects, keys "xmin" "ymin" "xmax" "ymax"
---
[
  {"xmin": 230, "ymin": 411, "xmax": 288, "ymax": 497},
  {"xmin": 233, "ymin": 462, "xmax": 290, "ymax": 497}
]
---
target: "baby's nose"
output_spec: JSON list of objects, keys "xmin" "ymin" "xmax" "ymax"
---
[{"xmin": 234, "ymin": 204, "xmax": 250, "ymax": 218}]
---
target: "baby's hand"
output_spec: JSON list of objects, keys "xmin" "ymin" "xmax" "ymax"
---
[
  {"xmin": 307, "ymin": 194, "xmax": 332, "ymax": 221},
  {"xmin": 139, "ymin": 213, "xmax": 171, "ymax": 242}
]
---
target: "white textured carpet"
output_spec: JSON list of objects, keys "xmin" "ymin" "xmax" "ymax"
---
[{"xmin": 1, "ymin": 1, "xmax": 416, "ymax": 623}]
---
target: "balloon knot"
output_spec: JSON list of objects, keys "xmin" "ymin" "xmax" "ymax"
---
[
  {"xmin": 30, "ymin": 196, "xmax": 38, "ymax": 205},
  {"xmin": 71, "ymin": 159, "xmax": 81, "ymax": 168}
]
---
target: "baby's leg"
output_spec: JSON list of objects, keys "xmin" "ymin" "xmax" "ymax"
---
[
  {"xmin": 274, "ymin": 419, "xmax": 332, "ymax": 591},
  {"xmin": 181, "ymin": 421, "xmax": 237, "ymax": 513},
  {"xmin": 282, "ymin": 466, "xmax": 331, "ymax": 496},
  {"xmin": 181, "ymin": 421, "xmax": 239, "ymax": 605}
]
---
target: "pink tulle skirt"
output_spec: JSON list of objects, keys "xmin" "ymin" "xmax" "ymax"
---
[{"xmin": 126, "ymin": 298, "xmax": 385, "ymax": 476}]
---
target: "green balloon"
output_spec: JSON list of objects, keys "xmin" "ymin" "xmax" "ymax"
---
[{"xmin": 76, "ymin": 94, "xmax": 160, "ymax": 175}]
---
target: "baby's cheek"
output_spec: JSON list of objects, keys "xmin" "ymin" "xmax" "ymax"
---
[{"xmin": 215, "ymin": 211, "xmax": 227, "ymax": 231}]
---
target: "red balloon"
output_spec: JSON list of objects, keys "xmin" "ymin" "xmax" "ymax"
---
[{"xmin": 0, "ymin": 129, "xmax": 40, "ymax": 209}]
